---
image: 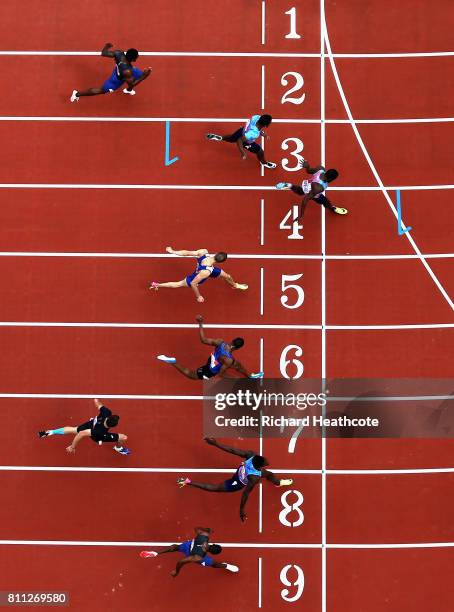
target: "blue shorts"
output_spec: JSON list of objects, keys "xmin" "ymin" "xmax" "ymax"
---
[
  {"xmin": 224, "ymin": 469, "xmax": 246, "ymax": 492},
  {"xmin": 102, "ymin": 67, "xmax": 143, "ymax": 92},
  {"xmin": 178, "ymin": 540, "xmax": 214, "ymax": 566},
  {"xmin": 185, "ymin": 267, "xmax": 221, "ymax": 287}
]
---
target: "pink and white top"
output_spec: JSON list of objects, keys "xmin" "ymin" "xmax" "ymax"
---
[{"xmin": 301, "ymin": 168, "xmax": 328, "ymax": 197}]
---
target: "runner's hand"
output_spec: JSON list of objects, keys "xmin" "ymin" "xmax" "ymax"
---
[
  {"xmin": 197, "ymin": 296, "xmax": 204, "ymax": 303},
  {"xmin": 165, "ymin": 246, "xmax": 174, "ymax": 254},
  {"xmin": 66, "ymin": 445, "xmax": 75, "ymax": 454},
  {"xmin": 196, "ymin": 315, "xmax": 204, "ymax": 323},
  {"xmin": 144, "ymin": 67, "xmax": 152, "ymax": 76},
  {"xmin": 240, "ymin": 511, "xmax": 247, "ymax": 523},
  {"xmin": 204, "ymin": 437, "xmax": 217, "ymax": 446},
  {"xmin": 105, "ymin": 43, "xmax": 113, "ymax": 48}
]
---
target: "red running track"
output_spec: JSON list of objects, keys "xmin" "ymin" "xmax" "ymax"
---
[{"xmin": 0, "ymin": 0, "xmax": 454, "ymax": 610}]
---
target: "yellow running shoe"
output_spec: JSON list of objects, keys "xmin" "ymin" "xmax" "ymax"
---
[
  {"xmin": 279, "ymin": 479, "xmax": 293, "ymax": 487},
  {"xmin": 235, "ymin": 283, "xmax": 248, "ymax": 290},
  {"xmin": 334, "ymin": 207, "xmax": 348, "ymax": 215}
]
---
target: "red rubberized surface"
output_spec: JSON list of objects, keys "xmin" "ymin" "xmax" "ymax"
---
[{"xmin": 1, "ymin": 1, "xmax": 453, "ymax": 610}]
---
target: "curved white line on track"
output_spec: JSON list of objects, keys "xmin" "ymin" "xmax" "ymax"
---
[{"xmin": 322, "ymin": 18, "xmax": 454, "ymax": 312}]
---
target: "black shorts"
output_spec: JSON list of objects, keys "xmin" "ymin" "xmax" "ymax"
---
[
  {"xmin": 224, "ymin": 470, "xmax": 246, "ymax": 492},
  {"xmin": 76, "ymin": 420, "xmax": 119, "ymax": 443},
  {"xmin": 225, "ymin": 127, "xmax": 262, "ymax": 154},
  {"xmin": 196, "ymin": 358, "xmax": 216, "ymax": 380}
]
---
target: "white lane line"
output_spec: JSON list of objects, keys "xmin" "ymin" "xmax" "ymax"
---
[
  {"xmin": 0, "ymin": 251, "xmax": 452, "ymax": 261},
  {"xmin": 1, "ymin": 116, "xmax": 454, "ymax": 124},
  {"xmin": 261, "ymin": 65, "xmax": 265, "ymax": 109},
  {"xmin": 1, "ymin": 539, "xmax": 453, "ymax": 549},
  {"xmin": 0, "ymin": 322, "xmax": 452, "ymax": 330},
  {"xmin": 260, "ymin": 199, "xmax": 265, "ymax": 245},
  {"xmin": 0, "ymin": 183, "xmax": 452, "ymax": 191},
  {"xmin": 260, "ymin": 268, "xmax": 264, "ymax": 316},
  {"xmin": 258, "ymin": 557, "xmax": 263, "ymax": 608},
  {"xmin": 0, "ymin": 392, "xmax": 452, "ymax": 400},
  {"xmin": 323, "ymin": 19, "xmax": 454, "ymax": 312},
  {"xmin": 261, "ymin": 1, "xmax": 266, "ymax": 45},
  {"xmin": 320, "ymin": 1, "xmax": 327, "ymax": 609},
  {"xmin": 1, "ymin": 466, "xmax": 454, "ymax": 475},
  {"xmin": 0, "ymin": 50, "xmax": 452, "ymax": 58}
]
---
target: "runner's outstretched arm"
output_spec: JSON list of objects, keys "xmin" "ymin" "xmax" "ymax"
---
[
  {"xmin": 204, "ymin": 437, "xmax": 255, "ymax": 458},
  {"xmin": 166, "ymin": 246, "xmax": 208, "ymax": 257}
]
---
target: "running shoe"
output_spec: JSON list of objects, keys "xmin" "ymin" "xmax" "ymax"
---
[
  {"xmin": 38, "ymin": 430, "xmax": 49, "ymax": 438},
  {"xmin": 225, "ymin": 564, "xmax": 240, "ymax": 573},
  {"xmin": 333, "ymin": 207, "xmax": 348, "ymax": 215},
  {"xmin": 250, "ymin": 372, "xmax": 264, "ymax": 379},
  {"xmin": 149, "ymin": 282, "xmax": 159, "ymax": 291},
  {"xmin": 140, "ymin": 551, "xmax": 158, "ymax": 559},
  {"xmin": 261, "ymin": 161, "xmax": 277, "ymax": 169},
  {"xmin": 235, "ymin": 283, "xmax": 248, "ymax": 290},
  {"xmin": 157, "ymin": 355, "xmax": 176, "ymax": 363},
  {"xmin": 206, "ymin": 134, "xmax": 222, "ymax": 141},
  {"xmin": 114, "ymin": 446, "xmax": 131, "ymax": 455},
  {"xmin": 276, "ymin": 182, "xmax": 291, "ymax": 190},
  {"xmin": 177, "ymin": 477, "xmax": 192, "ymax": 488},
  {"xmin": 279, "ymin": 479, "xmax": 293, "ymax": 487},
  {"xmin": 70, "ymin": 90, "xmax": 79, "ymax": 103},
  {"xmin": 123, "ymin": 88, "xmax": 136, "ymax": 95}
]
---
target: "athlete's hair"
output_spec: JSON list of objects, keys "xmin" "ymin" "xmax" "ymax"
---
[
  {"xmin": 106, "ymin": 415, "xmax": 120, "ymax": 428},
  {"xmin": 231, "ymin": 337, "xmax": 244, "ymax": 350},
  {"xmin": 214, "ymin": 251, "xmax": 228, "ymax": 263},
  {"xmin": 325, "ymin": 169, "xmax": 339, "ymax": 182},
  {"xmin": 208, "ymin": 544, "xmax": 222, "ymax": 555},
  {"xmin": 252, "ymin": 455, "xmax": 267, "ymax": 470},
  {"xmin": 258, "ymin": 114, "xmax": 272, "ymax": 127},
  {"xmin": 125, "ymin": 48, "xmax": 139, "ymax": 62}
]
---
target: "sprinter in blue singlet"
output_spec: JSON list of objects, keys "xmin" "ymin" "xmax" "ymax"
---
[
  {"xmin": 177, "ymin": 438, "xmax": 293, "ymax": 522},
  {"xmin": 70, "ymin": 42, "xmax": 151, "ymax": 102},
  {"xmin": 157, "ymin": 315, "xmax": 264, "ymax": 380},
  {"xmin": 150, "ymin": 246, "xmax": 248, "ymax": 303},
  {"xmin": 140, "ymin": 526, "xmax": 239, "ymax": 576}
]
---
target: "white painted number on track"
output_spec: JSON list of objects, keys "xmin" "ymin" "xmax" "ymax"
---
[
  {"xmin": 288, "ymin": 422, "xmax": 305, "ymax": 454},
  {"xmin": 281, "ymin": 138, "xmax": 305, "ymax": 171},
  {"xmin": 281, "ymin": 274, "xmax": 304, "ymax": 309},
  {"xmin": 280, "ymin": 564, "xmax": 305, "ymax": 602},
  {"xmin": 279, "ymin": 490, "xmax": 305, "ymax": 527},
  {"xmin": 279, "ymin": 206, "xmax": 304, "ymax": 240},
  {"xmin": 281, "ymin": 72, "xmax": 306, "ymax": 105},
  {"xmin": 284, "ymin": 7, "xmax": 301, "ymax": 39},
  {"xmin": 280, "ymin": 345, "xmax": 304, "ymax": 379}
]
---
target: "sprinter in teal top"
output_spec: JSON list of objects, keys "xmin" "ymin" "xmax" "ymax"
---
[{"xmin": 177, "ymin": 438, "xmax": 293, "ymax": 522}]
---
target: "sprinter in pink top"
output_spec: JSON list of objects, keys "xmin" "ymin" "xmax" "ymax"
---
[{"xmin": 276, "ymin": 158, "xmax": 348, "ymax": 219}]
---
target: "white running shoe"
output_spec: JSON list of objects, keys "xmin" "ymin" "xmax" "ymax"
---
[
  {"xmin": 70, "ymin": 90, "xmax": 79, "ymax": 103},
  {"xmin": 206, "ymin": 134, "xmax": 222, "ymax": 141},
  {"xmin": 140, "ymin": 551, "xmax": 158, "ymax": 559},
  {"xmin": 123, "ymin": 88, "xmax": 136, "ymax": 95},
  {"xmin": 157, "ymin": 355, "xmax": 177, "ymax": 363},
  {"xmin": 235, "ymin": 283, "xmax": 248, "ymax": 290},
  {"xmin": 262, "ymin": 161, "xmax": 277, "ymax": 169},
  {"xmin": 225, "ymin": 564, "xmax": 240, "ymax": 573}
]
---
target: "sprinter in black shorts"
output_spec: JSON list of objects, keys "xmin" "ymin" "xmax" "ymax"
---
[
  {"xmin": 140, "ymin": 526, "xmax": 239, "ymax": 577},
  {"xmin": 38, "ymin": 399, "xmax": 130, "ymax": 455}
]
